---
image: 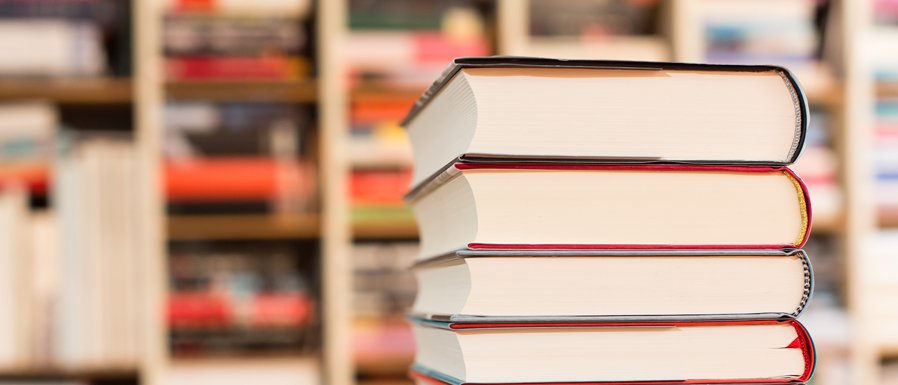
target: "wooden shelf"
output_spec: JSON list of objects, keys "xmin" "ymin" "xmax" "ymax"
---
[
  {"xmin": 812, "ymin": 211, "xmax": 845, "ymax": 234},
  {"xmin": 0, "ymin": 78, "xmax": 132, "ymax": 104},
  {"xmin": 165, "ymin": 80, "xmax": 318, "ymax": 102},
  {"xmin": 355, "ymin": 356, "xmax": 411, "ymax": 376},
  {"xmin": 170, "ymin": 355, "xmax": 317, "ymax": 365},
  {"xmin": 167, "ymin": 213, "xmax": 320, "ymax": 240},
  {"xmin": 878, "ymin": 342, "xmax": 898, "ymax": 358},
  {"xmin": 352, "ymin": 218, "xmax": 418, "ymax": 240},
  {"xmin": 0, "ymin": 366, "xmax": 137, "ymax": 379},
  {"xmin": 804, "ymin": 83, "xmax": 844, "ymax": 107}
]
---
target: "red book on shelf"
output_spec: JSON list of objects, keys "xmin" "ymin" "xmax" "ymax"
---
[
  {"xmin": 165, "ymin": 56, "xmax": 309, "ymax": 81},
  {"xmin": 164, "ymin": 158, "xmax": 313, "ymax": 202},
  {"xmin": 412, "ymin": 33, "xmax": 490, "ymax": 64},
  {"xmin": 407, "ymin": 163, "xmax": 812, "ymax": 258},
  {"xmin": 250, "ymin": 292, "xmax": 315, "ymax": 327},
  {"xmin": 168, "ymin": 292, "xmax": 232, "ymax": 327},
  {"xmin": 410, "ymin": 318, "xmax": 815, "ymax": 385},
  {"xmin": 0, "ymin": 163, "xmax": 49, "ymax": 194}
]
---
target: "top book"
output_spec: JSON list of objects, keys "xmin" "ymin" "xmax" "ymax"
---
[{"xmin": 402, "ymin": 57, "xmax": 808, "ymax": 187}]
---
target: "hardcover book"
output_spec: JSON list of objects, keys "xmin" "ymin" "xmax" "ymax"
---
[
  {"xmin": 410, "ymin": 319, "xmax": 815, "ymax": 385},
  {"xmin": 402, "ymin": 57, "xmax": 808, "ymax": 186},
  {"xmin": 407, "ymin": 163, "xmax": 811, "ymax": 258},
  {"xmin": 412, "ymin": 249, "xmax": 812, "ymax": 321}
]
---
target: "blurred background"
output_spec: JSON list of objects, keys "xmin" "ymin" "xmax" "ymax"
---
[{"xmin": 0, "ymin": 0, "xmax": 893, "ymax": 385}]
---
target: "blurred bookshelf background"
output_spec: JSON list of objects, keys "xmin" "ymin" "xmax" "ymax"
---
[{"xmin": 0, "ymin": 0, "xmax": 894, "ymax": 385}]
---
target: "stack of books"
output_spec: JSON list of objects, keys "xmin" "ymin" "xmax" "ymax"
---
[{"xmin": 403, "ymin": 57, "xmax": 816, "ymax": 385}]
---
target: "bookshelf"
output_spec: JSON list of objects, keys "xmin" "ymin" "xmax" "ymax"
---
[{"xmin": 0, "ymin": 0, "xmax": 892, "ymax": 384}]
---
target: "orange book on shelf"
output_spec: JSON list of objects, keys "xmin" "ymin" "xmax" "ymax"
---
[
  {"xmin": 351, "ymin": 169, "xmax": 411, "ymax": 206},
  {"xmin": 165, "ymin": 158, "xmax": 314, "ymax": 202},
  {"xmin": 351, "ymin": 97, "xmax": 418, "ymax": 125}
]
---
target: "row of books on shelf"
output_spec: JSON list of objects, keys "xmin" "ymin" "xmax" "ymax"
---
[
  {"xmin": 876, "ymin": 0, "xmax": 898, "ymax": 25},
  {"xmin": 0, "ymin": 0, "xmax": 126, "ymax": 77},
  {"xmin": 877, "ymin": 99, "xmax": 898, "ymax": 218},
  {"xmin": 0, "ymin": 101, "xmax": 319, "ymax": 216},
  {"xmin": 520, "ymin": 0, "xmax": 669, "ymax": 61},
  {"xmin": 346, "ymin": 30, "xmax": 490, "ymax": 89},
  {"xmin": 350, "ymin": 169, "xmax": 412, "ymax": 225},
  {"xmin": 792, "ymin": 109, "xmax": 841, "ymax": 223},
  {"xmin": 701, "ymin": 0, "xmax": 820, "ymax": 65},
  {"xmin": 352, "ymin": 242, "xmax": 416, "ymax": 371},
  {"xmin": 2, "ymin": 156, "xmax": 318, "ymax": 215},
  {"xmin": 0, "ymin": 0, "xmax": 314, "ymax": 79},
  {"xmin": 165, "ymin": 101, "xmax": 317, "ymax": 214},
  {"xmin": 168, "ymin": 242, "xmax": 319, "ymax": 356},
  {"xmin": 0, "ymin": 136, "xmax": 143, "ymax": 369},
  {"xmin": 164, "ymin": 0, "xmax": 313, "ymax": 81},
  {"xmin": 866, "ymin": 231, "xmax": 898, "ymax": 350},
  {"xmin": 346, "ymin": 0, "xmax": 490, "ymax": 89},
  {"xmin": 163, "ymin": 81, "xmax": 321, "ymax": 353}
]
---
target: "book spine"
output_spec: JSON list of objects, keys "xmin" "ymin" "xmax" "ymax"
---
[
  {"xmin": 165, "ymin": 56, "xmax": 309, "ymax": 80},
  {"xmin": 164, "ymin": 16, "xmax": 306, "ymax": 56}
]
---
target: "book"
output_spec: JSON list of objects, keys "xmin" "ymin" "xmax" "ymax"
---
[
  {"xmin": 165, "ymin": 56, "xmax": 310, "ymax": 80},
  {"xmin": 877, "ymin": 99, "xmax": 898, "ymax": 216},
  {"xmin": 166, "ymin": 0, "xmax": 312, "ymax": 18},
  {"xmin": 865, "ymin": 231, "xmax": 898, "ymax": 347},
  {"xmin": 402, "ymin": 57, "xmax": 808, "ymax": 186},
  {"xmin": 164, "ymin": 15, "xmax": 306, "ymax": 56},
  {"xmin": 528, "ymin": 0, "xmax": 660, "ymax": 37},
  {"xmin": 412, "ymin": 249, "xmax": 811, "ymax": 320},
  {"xmin": 0, "ymin": 102, "xmax": 58, "ymax": 194},
  {"xmin": 53, "ymin": 137, "xmax": 142, "ymax": 367},
  {"xmin": 351, "ymin": 169, "xmax": 411, "ymax": 208},
  {"xmin": 165, "ymin": 158, "xmax": 315, "ymax": 204},
  {"xmin": 346, "ymin": 31, "xmax": 490, "ymax": 89},
  {"xmin": 0, "ymin": 20, "xmax": 106, "ymax": 76},
  {"xmin": 410, "ymin": 319, "xmax": 815, "ymax": 384},
  {"xmin": 349, "ymin": 0, "xmax": 482, "ymax": 30},
  {"xmin": 407, "ymin": 163, "xmax": 811, "ymax": 258},
  {"xmin": 353, "ymin": 242, "xmax": 418, "ymax": 319},
  {"xmin": 0, "ymin": 184, "xmax": 31, "ymax": 367}
]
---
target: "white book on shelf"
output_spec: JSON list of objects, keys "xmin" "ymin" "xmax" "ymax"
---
[
  {"xmin": 0, "ymin": 185, "xmax": 31, "ymax": 367},
  {"xmin": 30, "ymin": 211, "xmax": 58, "ymax": 366},
  {"xmin": 0, "ymin": 102, "xmax": 57, "ymax": 145},
  {"xmin": 0, "ymin": 20, "xmax": 105, "ymax": 76}
]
